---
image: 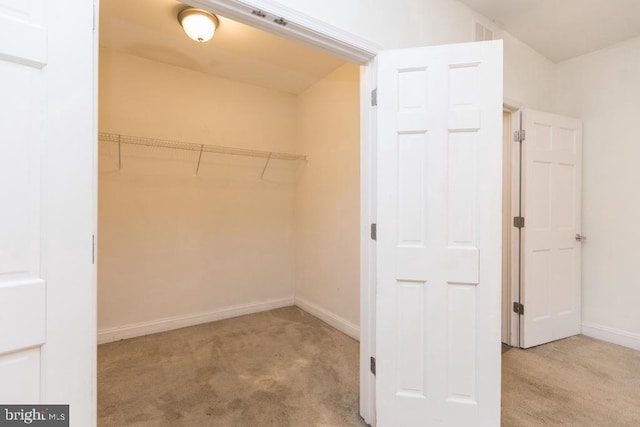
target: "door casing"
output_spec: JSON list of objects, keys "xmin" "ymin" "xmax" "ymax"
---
[{"xmin": 502, "ymin": 102, "xmax": 523, "ymax": 348}]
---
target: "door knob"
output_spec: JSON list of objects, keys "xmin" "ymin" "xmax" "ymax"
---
[{"xmin": 575, "ymin": 234, "xmax": 587, "ymax": 242}]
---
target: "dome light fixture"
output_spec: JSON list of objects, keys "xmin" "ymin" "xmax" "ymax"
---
[{"xmin": 177, "ymin": 8, "xmax": 219, "ymax": 43}]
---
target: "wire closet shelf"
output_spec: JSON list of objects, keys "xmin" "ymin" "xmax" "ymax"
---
[{"xmin": 99, "ymin": 132, "xmax": 308, "ymax": 177}]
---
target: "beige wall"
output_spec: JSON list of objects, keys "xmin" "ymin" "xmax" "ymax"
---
[
  {"xmin": 553, "ymin": 36, "xmax": 640, "ymax": 347},
  {"xmin": 294, "ymin": 63, "xmax": 361, "ymax": 331},
  {"xmin": 99, "ymin": 48, "xmax": 360, "ymax": 337},
  {"xmin": 98, "ymin": 48, "xmax": 298, "ymax": 331}
]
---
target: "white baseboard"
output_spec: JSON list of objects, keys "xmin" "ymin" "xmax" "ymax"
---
[
  {"xmin": 294, "ymin": 296, "xmax": 360, "ymax": 341},
  {"xmin": 98, "ymin": 297, "xmax": 294, "ymax": 344},
  {"xmin": 581, "ymin": 322, "xmax": 640, "ymax": 351}
]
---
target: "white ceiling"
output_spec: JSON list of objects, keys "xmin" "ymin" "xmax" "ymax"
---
[
  {"xmin": 101, "ymin": 0, "xmax": 640, "ymax": 82},
  {"xmin": 458, "ymin": 0, "xmax": 640, "ymax": 62},
  {"xmin": 100, "ymin": 0, "xmax": 346, "ymax": 94}
]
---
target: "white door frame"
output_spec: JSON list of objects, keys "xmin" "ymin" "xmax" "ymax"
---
[
  {"xmin": 508, "ymin": 110, "xmax": 524, "ymax": 348},
  {"xmin": 501, "ymin": 110, "xmax": 512, "ymax": 345},
  {"xmin": 182, "ymin": 0, "xmax": 380, "ymax": 423},
  {"xmin": 502, "ymin": 100, "xmax": 522, "ymax": 348}
]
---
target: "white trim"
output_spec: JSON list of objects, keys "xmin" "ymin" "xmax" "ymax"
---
[
  {"xmin": 359, "ymin": 57, "xmax": 377, "ymax": 426},
  {"xmin": 508, "ymin": 110, "xmax": 522, "ymax": 347},
  {"xmin": 294, "ymin": 297, "xmax": 360, "ymax": 341},
  {"xmin": 98, "ymin": 297, "xmax": 294, "ymax": 344},
  {"xmin": 40, "ymin": 1, "xmax": 95, "ymax": 422},
  {"xmin": 503, "ymin": 97, "xmax": 521, "ymax": 112},
  {"xmin": 501, "ymin": 110, "xmax": 512, "ymax": 345},
  {"xmin": 182, "ymin": 0, "xmax": 380, "ymax": 63},
  {"xmin": 91, "ymin": 0, "xmax": 100, "ymax": 419},
  {"xmin": 581, "ymin": 322, "xmax": 640, "ymax": 351}
]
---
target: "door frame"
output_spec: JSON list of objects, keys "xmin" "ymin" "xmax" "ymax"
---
[
  {"xmin": 502, "ymin": 110, "xmax": 512, "ymax": 345},
  {"xmin": 181, "ymin": 0, "xmax": 380, "ymax": 423},
  {"xmin": 502, "ymin": 100, "xmax": 521, "ymax": 347}
]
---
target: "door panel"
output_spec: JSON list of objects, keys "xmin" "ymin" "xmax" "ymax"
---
[
  {"xmin": 0, "ymin": 348, "xmax": 42, "ymax": 403},
  {"xmin": 0, "ymin": 280, "xmax": 45, "ymax": 355},
  {"xmin": 521, "ymin": 109, "xmax": 582, "ymax": 348},
  {"xmin": 376, "ymin": 41, "xmax": 503, "ymax": 426},
  {"xmin": 0, "ymin": 0, "xmax": 47, "ymax": 404}
]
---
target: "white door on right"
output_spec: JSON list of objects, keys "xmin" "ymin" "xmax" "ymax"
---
[
  {"xmin": 520, "ymin": 109, "xmax": 583, "ymax": 348},
  {"xmin": 376, "ymin": 41, "xmax": 503, "ymax": 426}
]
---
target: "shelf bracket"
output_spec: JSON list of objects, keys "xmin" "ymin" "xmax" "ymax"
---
[
  {"xmin": 195, "ymin": 144, "xmax": 204, "ymax": 175},
  {"xmin": 117, "ymin": 135, "xmax": 122, "ymax": 170},
  {"xmin": 260, "ymin": 152, "xmax": 272, "ymax": 179}
]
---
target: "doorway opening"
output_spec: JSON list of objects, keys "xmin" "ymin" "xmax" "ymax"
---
[{"xmin": 96, "ymin": 0, "xmax": 376, "ymax": 424}]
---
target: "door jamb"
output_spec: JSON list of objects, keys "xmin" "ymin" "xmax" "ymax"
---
[
  {"xmin": 360, "ymin": 56, "xmax": 378, "ymax": 426},
  {"xmin": 503, "ymin": 100, "xmax": 521, "ymax": 348},
  {"xmin": 181, "ymin": 0, "xmax": 380, "ymax": 424},
  {"xmin": 502, "ymin": 110, "xmax": 511, "ymax": 345}
]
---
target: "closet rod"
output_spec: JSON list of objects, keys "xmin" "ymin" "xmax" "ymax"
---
[{"xmin": 98, "ymin": 132, "xmax": 308, "ymax": 161}]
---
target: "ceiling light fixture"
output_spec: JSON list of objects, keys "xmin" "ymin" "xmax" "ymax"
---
[{"xmin": 178, "ymin": 8, "xmax": 219, "ymax": 43}]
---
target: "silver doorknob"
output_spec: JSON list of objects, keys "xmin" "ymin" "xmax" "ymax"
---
[{"xmin": 575, "ymin": 234, "xmax": 587, "ymax": 242}]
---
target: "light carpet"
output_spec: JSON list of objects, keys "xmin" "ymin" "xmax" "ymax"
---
[
  {"xmin": 99, "ymin": 308, "xmax": 640, "ymax": 426},
  {"xmin": 502, "ymin": 335, "xmax": 640, "ymax": 426},
  {"xmin": 99, "ymin": 307, "xmax": 365, "ymax": 426}
]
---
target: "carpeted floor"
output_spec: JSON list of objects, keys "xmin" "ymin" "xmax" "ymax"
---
[
  {"xmin": 99, "ymin": 307, "xmax": 640, "ymax": 426},
  {"xmin": 98, "ymin": 307, "xmax": 366, "ymax": 426},
  {"xmin": 501, "ymin": 335, "xmax": 640, "ymax": 426}
]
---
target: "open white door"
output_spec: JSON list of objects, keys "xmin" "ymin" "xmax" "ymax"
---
[
  {"xmin": 0, "ymin": 0, "xmax": 96, "ymax": 424},
  {"xmin": 376, "ymin": 41, "xmax": 503, "ymax": 426},
  {"xmin": 519, "ymin": 109, "xmax": 582, "ymax": 349}
]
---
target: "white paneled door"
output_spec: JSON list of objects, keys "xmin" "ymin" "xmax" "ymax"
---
[
  {"xmin": 0, "ymin": 0, "xmax": 95, "ymax": 424},
  {"xmin": 520, "ymin": 110, "xmax": 582, "ymax": 349},
  {"xmin": 376, "ymin": 41, "xmax": 503, "ymax": 426}
]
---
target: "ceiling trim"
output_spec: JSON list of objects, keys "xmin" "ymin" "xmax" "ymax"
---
[{"xmin": 181, "ymin": 0, "xmax": 380, "ymax": 63}]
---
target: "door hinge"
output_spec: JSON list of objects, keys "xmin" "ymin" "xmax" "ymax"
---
[
  {"xmin": 513, "ymin": 302, "xmax": 524, "ymax": 315},
  {"xmin": 371, "ymin": 88, "xmax": 378, "ymax": 106},
  {"xmin": 92, "ymin": 234, "xmax": 95, "ymax": 265},
  {"xmin": 273, "ymin": 17, "xmax": 288, "ymax": 26},
  {"xmin": 370, "ymin": 223, "xmax": 377, "ymax": 240},
  {"xmin": 514, "ymin": 129, "xmax": 526, "ymax": 142},
  {"xmin": 370, "ymin": 356, "xmax": 376, "ymax": 375},
  {"xmin": 513, "ymin": 216, "xmax": 525, "ymax": 229}
]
